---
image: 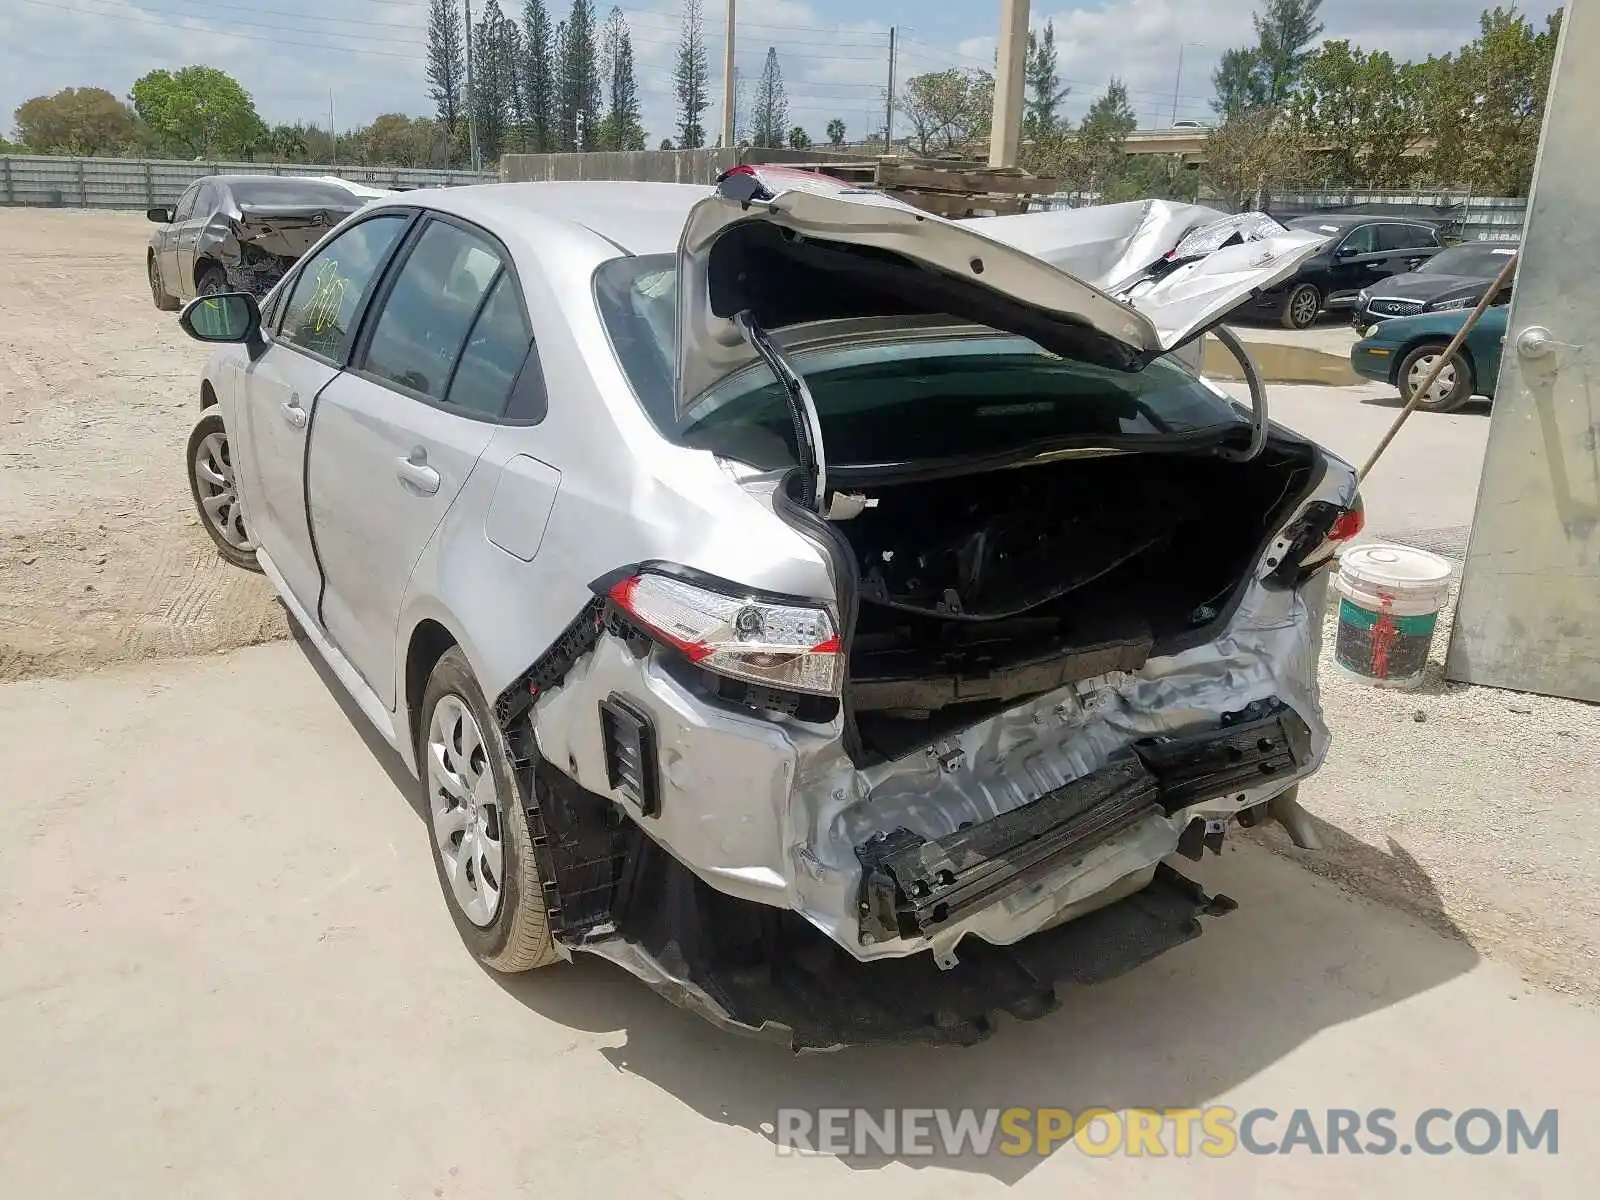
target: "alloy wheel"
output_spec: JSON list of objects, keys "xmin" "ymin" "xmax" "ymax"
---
[
  {"xmin": 1289, "ymin": 288, "xmax": 1319, "ymax": 328},
  {"xmin": 426, "ymin": 694, "xmax": 505, "ymax": 928},
  {"xmin": 192, "ymin": 431, "xmax": 253, "ymax": 551}
]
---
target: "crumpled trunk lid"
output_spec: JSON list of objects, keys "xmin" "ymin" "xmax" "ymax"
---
[
  {"xmin": 672, "ymin": 170, "xmax": 1330, "ymax": 419},
  {"xmin": 233, "ymin": 202, "xmax": 361, "ymax": 259}
]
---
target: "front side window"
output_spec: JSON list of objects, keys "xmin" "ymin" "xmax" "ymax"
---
[
  {"xmin": 1338, "ymin": 225, "xmax": 1379, "ymax": 256},
  {"xmin": 172, "ymin": 183, "xmax": 200, "ymax": 222},
  {"xmin": 594, "ymin": 255, "xmax": 1245, "ymax": 469},
  {"xmin": 279, "ymin": 213, "xmax": 409, "ymax": 361}
]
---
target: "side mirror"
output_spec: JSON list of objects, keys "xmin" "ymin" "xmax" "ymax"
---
[
  {"xmin": 146, "ymin": 206, "xmax": 174, "ymax": 224},
  {"xmin": 1333, "ymin": 245, "xmax": 1357, "ymax": 259},
  {"xmin": 179, "ymin": 293, "xmax": 265, "ymax": 359}
]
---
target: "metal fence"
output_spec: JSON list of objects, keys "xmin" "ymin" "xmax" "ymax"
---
[
  {"xmin": 0, "ymin": 155, "xmax": 496, "ymax": 209},
  {"xmin": 1267, "ymin": 190, "xmax": 1528, "ymax": 243},
  {"xmin": 498, "ymin": 146, "xmax": 873, "ymax": 185}
]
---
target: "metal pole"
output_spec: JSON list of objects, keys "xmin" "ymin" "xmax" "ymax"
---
[
  {"xmin": 987, "ymin": 0, "xmax": 1029, "ymax": 168},
  {"xmin": 884, "ymin": 27, "xmax": 896, "ymax": 150},
  {"xmin": 464, "ymin": 0, "xmax": 481, "ymax": 172},
  {"xmin": 722, "ymin": 0, "xmax": 737, "ymax": 148},
  {"xmin": 1171, "ymin": 44, "xmax": 1185, "ymax": 127}
]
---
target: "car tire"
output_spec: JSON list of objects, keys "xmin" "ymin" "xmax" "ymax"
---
[
  {"xmin": 149, "ymin": 255, "xmax": 180, "ymax": 311},
  {"xmin": 196, "ymin": 262, "xmax": 227, "ymax": 297},
  {"xmin": 418, "ymin": 647, "xmax": 560, "ymax": 974},
  {"xmin": 1280, "ymin": 283, "xmax": 1321, "ymax": 330},
  {"xmin": 1397, "ymin": 342, "xmax": 1474, "ymax": 413},
  {"xmin": 186, "ymin": 411, "xmax": 262, "ymax": 572}
]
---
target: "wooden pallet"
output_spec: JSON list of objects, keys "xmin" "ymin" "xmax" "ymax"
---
[{"xmin": 874, "ymin": 156, "xmax": 1060, "ymax": 218}]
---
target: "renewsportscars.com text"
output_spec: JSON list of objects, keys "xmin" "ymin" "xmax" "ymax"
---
[{"xmin": 775, "ymin": 1106, "xmax": 1559, "ymax": 1158}]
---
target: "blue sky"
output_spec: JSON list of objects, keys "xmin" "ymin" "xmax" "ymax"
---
[{"xmin": 0, "ymin": 1, "xmax": 1562, "ymax": 147}]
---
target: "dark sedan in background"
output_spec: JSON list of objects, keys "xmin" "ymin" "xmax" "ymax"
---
[
  {"xmin": 1234, "ymin": 213, "xmax": 1447, "ymax": 329},
  {"xmin": 146, "ymin": 175, "xmax": 368, "ymax": 310},
  {"xmin": 1349, "ymin": 239, "xmax": 1519, "ymax": 328}
]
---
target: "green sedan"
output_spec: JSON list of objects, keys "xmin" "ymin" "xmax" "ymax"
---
[{"xmin": 1349, "ymin": 303, "xmax": 1508, "ymax": 413}]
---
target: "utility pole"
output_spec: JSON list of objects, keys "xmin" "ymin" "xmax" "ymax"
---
[
  {"xmin": 722, "ymin": 0, "xmax": 737, "ymax": 149},
  {"xmin": 883, "ymin": 27, "xmax": 897, "ymax": 151},
  {"xmin": 987, "ymin": 0, "xmax": 1029, "ymax": 168},
  {"xmin": 1170, "ymin": 44, "xmax": 1185, "ymax": 127},
  {"xmin": 329, "ymin": 90, "xmax": 336, "ymax": 167},
  {"xmin": 464, "ymin": 0, "xmax": 481, "ymax": 173}
]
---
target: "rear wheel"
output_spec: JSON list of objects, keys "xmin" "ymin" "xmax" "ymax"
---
[
  {"xmin": 419, "ymin": 648, "xmax": 559, "ymax": 973},
  {"xmin": 149, "ymin": 255, "xmax": 179, "ymax": 311},
  {"xmin": 1397, "ymin": 342, "xmax": 1474, "ymax": 413},
  {"xmin": 196, "ymin": 263, "xmax": 227, "ymax": 297},
  {"xmin": 1280, "ymin": 283, "xmax": 1321, "ymax": 330},
  {"xmin": 186, "ymin": 411, "xmax": 261, "ymax": 571}
]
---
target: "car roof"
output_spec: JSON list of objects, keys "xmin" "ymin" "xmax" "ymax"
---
[
  {"xmin": 1288, "ymin": 212, "xmax": 1433, "ymax": 228},
  {"xmin": 387, "ymin": 181, "xmax": 708, "ymax": 256}
]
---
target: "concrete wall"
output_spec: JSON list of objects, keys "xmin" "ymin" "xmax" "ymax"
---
[
  {"xmin": 0, "ymin": 156, "xmax": 495, "ymax": 209},
  {"xmin": 1446, "ymin": 3, "xmax": 1600, "ymax": 703}
]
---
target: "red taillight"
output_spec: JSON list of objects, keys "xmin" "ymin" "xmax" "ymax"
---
[
  {"xmin": 1329, "ymin": 500, "xmax": 1365, "ymax": 543},
  {"xmin": 606, "ymin": 572, "xmax": 843, "ymax": 696}
]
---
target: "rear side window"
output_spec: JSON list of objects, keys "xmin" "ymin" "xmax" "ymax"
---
[
  {"xmin": 279, "ymin": 213, "xmax": 409, "ymax": 361},
  {"xmin": 446, "ymin": 275, "xmax": 537, "ymax": 417},
  {"xmin": 360, "ymin": 219, "xmax": 507, "ymax": 405},
  {"xmin": 1379, "ymin": 224, "xmax": 1434, "ymax": 252}
]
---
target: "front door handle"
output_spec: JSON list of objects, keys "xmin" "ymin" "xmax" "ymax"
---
[
  {"xmin": 280, "ymin": 399, "xmax": 307, "ymax": 428},
  {"xmin": 396, "ymin": 451, "xmax": 441, "ymax": 494}
]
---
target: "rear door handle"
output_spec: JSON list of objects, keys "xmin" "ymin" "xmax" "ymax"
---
[
  {"xmin": 396, "ymin": 451, "xmax": 440, "ymax": 494},
  {"xmin": 280, "ymin": 398, "xmax": 307, "ymax": 428}
]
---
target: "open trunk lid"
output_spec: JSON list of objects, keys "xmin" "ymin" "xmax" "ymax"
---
[{"xmin": 673, "ymin": 170, "xmax": 1330, "ymax": 421}]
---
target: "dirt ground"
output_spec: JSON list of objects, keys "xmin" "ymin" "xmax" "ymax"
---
[{"xmin": 0, "ymin": 208, "xmax": 285, "ymax": 682}]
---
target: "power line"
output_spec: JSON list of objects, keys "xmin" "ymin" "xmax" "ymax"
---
[{"xmin": 159, "ymin": 0, "xmax": 429, "ymax": 34}]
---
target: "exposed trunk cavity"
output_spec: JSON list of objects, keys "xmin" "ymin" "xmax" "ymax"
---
[{"xmin": 835, "ymin": 446, "xmax": 1317, "ymax": 763}]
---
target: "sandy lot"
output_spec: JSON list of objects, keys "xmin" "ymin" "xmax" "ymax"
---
[{"xmin": 0, "ymin": 208, "xmax": 285, "ymax": 682}]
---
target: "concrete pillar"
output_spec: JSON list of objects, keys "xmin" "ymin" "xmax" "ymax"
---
[{"xmin": 988, "ymin": 0, "xmax": 1030, "ymax": 168}]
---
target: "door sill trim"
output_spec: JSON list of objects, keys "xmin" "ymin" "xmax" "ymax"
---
[{"xmin": 256, "ymin": 546, "xmax": 405, "ymax": 761}]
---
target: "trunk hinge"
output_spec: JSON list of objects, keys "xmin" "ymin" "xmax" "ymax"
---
[
  {"xmin": 1208, "ymin": 324, "xmax": 1269, "ymax": 463},
  {"xmin": 732, "ymin": 310, "xmax": 829, "ymax": 513}
]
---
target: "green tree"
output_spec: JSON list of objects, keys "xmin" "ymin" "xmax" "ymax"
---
[
  {"xmin": 674, "ymin": 0, "xmax": 710, "ymax": 148},
  {"xmin": 13, "ymin": 87, "xmax": 138, "ymax": 155},
  {"xmin": 129, "ymin": 67, "xmax": 264, "ymax": 158},
  {"xmin": 473, "ymin": 0, "xmax": 518, "ymax": 160},
  {"xmin": 1212, "ymin": 0, "xmax": 1322, "ymax": 116},
  {"xmin": 1426, "ymin": 5, "xmax": 1562, "ymax": 196},
  {"xmin": 1106, "ymin": 154, "xmax": 1201, "ymax": 204},
  {"xmin": 751, "ymin": 47, "xmax": 788, "ymax": 149},
  {"xmin": 596, "ymin": 7, "xmax": 646, "ymax": 150},
  {"xmin": 521, "ymin": 0, "xmax": 557, "ymax": 152},
  {"xmin": 1024, "ymin": 20, "xmax": 1068, "ymax": 140},
  {"xmin": 659, "ymin": 137, "xmax": 675, "ymax": 150},
  {"xmin": 1073, "ymin": 78, "xmax": 1138, "ymax": 194},
  {"xmin": 826, "ymin": 117, "xmax": 846, "ymax": 145},
  {"xmin": 1202, "ymin": 105, "xmax": 1308, "ymax": 210},
  {"xmin": 426, "ymin": 0, "xmax": 465, "ymax": 163},
  {"xmin": 900, "ymin": 68, "xmax": 993, "ymax": 156},
  {"xmin": 262, "ymin": 122, "xmax": 310, "ymax": 162},
  {"xmin": 1289, "ymin": 40, "xmax": 1430, "ymax": 188},
  {"xmin": 558, "ymin": 0, "xmax": 601, "ymax": 149},
  {"xmin": 787, "ymin": 125, "xmax": 812, "ymax": 150},
  {"xmin": 1211, "ymin": 47, "xmax": 1267, "ymax": 119},
  {"xmin": 1253, "ymin": 0, "xmax": 1325, "ymax": 105}
]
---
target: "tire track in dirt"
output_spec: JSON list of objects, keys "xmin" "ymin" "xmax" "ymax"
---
[{"xmin": 1, "ymin": 209, "xmax": 291, "ymax": 683}]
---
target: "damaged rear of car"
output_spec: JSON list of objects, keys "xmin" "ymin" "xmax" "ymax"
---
[
  {"xmin": 146, "ymin": 175, "xmax": 367, "ymax": 308},
  {"xmin": 501, "ymin": 171, "xmax": 1361, "ymax": 1048}
]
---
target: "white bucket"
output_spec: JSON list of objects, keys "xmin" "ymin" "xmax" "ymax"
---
[{"xmin": 1331, "ymin": 543, "xmax": 1454, "ymax": 689}]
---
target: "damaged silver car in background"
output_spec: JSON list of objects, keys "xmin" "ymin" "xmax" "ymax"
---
[
  {"xmin": 147, "ymin": 174, "xmax": 373, "ymax": 310},
  {"xmin": 178, "ymin": 168, "xmax": 1363, "ymax": 1050}
]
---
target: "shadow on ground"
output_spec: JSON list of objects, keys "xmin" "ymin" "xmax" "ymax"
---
[
  {"xmin": 294, "ymin": 631, "xmax": 1481, "ymax": 1184},
  {"xmin": 1357, "ymin": 393, "xmax": 1494, "ymax": 415}
]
